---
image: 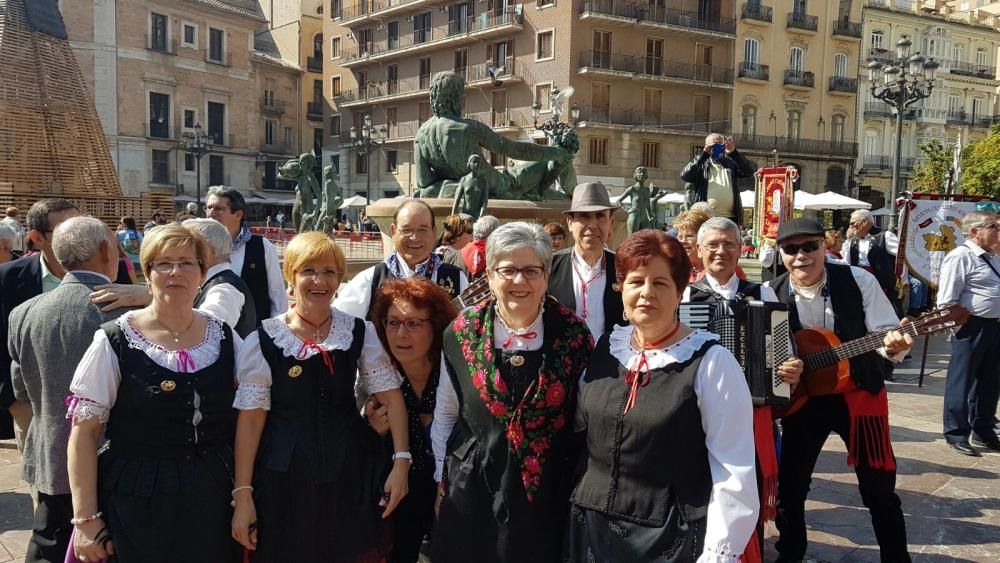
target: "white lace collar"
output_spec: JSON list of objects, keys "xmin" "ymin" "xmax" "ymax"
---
[
  {"xmin": 116, "ymin": 310, "xmax": 225, "ymax": 373},
  {"xmin": 262, "ymin": 306, "xmax": 357, "ymax": 358},
  {"xmin": 607, "ymin": 325, "xmax": 718, "ymax": 371}
]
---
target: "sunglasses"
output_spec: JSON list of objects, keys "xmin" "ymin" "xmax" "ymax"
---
[{"xmin": 780, "ymin": 240, "xmax": 823, "ymax": 255}]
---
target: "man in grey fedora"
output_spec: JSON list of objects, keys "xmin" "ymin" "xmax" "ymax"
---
[
  {"xmin": 547, "ymin": 182, "xmax": 626, "ymax": 341},
  {"xmin": 8, "ymin": 216, "xmax": 129, "ymax": 563}
]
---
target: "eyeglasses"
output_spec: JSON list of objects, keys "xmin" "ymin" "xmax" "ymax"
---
[
  {"xmin": 397, "ymin": 227, "xmax": 432, "ymax": 238},
  {"xmin": 702, "ymin": 241, "xmax": 738, "ymax": 252},
  {"xmin": 978, "ymin": 223, "xmax": 1000, "ymax": 231},
  {"xmin": 297, "ymin": 268, "xmax": 341, "ymax": 280},
  {"xmin": 384, "ymin": 318, "xmax": 432, "ymax": 333},
  {"xmin": 205, "ymin": 204, "xmax": 231, "ymax": 213},
  {"xmin": 149, "ymin": 260, "xmax": 201, "ymax": 274},
  {"xmin": 780, "ymin": 240, "xmax": 823, "ymax": 255},
  {"xmin": 493, "ymin": 266, "xmax": 546, "ymax": 280}
]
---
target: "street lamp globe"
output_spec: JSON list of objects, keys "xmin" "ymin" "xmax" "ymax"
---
[
  {"xmin": 867, "ymin": 60, "xmax": 883, "ymax": 83},
  {"xmin": 923, "ymin": 59, "xmax": 939, "ymax": 80},
  {"xmin": 896, "ymin": 36, "xmax": 912, "ymax": 60},
  {"xmin": 570, "ymin": 104, "xmax": 581, "ymax": 123},
  {"xmin": 908, "ymin": 54, "xmax": 925, "ymax": 77}
]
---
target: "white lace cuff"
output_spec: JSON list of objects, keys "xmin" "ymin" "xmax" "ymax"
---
[
  {"xmin": 697, "ymin": 544, "xmax": 742, "ymax": 563},
  {"xmin": 67, "ymin": 396, "xmax": 110, "ymax": 424},
  {"xmin": 233, "ymin": 382, "xmax": 271, "ymax": 411},
  {"xmin": 361, "ymin": 361, "xmax": 402, "ymax": 394}
]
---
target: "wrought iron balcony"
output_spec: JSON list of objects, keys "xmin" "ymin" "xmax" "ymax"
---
[
  {"xmin": 832, "ymin": 20, "xmax": 862, "ymax": 38},
  {"xmin": 867, "ymin": 48, "xmax": 893, "ymax": 64},
  {"xmin": 783, "ymin": 69, "xmax": 814, "ymax": 88},
  {"xmin": 946, "ymin": 110, "xmax": 968, "ymax": 125},
  {"xmin": 786, "ymin": 11, "xmax": 818, "ymax": 32},
  {"xmin": 580, "ymin": 1, "xmax": 736, "ymax": 35},
  {"xmin": 260, "ymin": 97, "xmax": 286, "ymax": 115},
  {"xmin": 948, "ymin": 61, "xmax": 997, "ymax": 79},
  {"xmin": 574, "ymin": 104, "xmax": 731, "ymax": 133},
  {"xmin": 731, "ymin": 134, "xmax": 857, "ymax": 157},
  {"xmin": 307, "ymin": 102, "xmax": 324, "ymax": 121},
  {"xmin": 738, "ymin": 62, "xmax": 769, "ymax": 81},
  {"xmin": 336, "ymin": 58, "xmax": 520, "ymax": 106},
  {"xmin": 578, "ymin": 50, "xmax": 733, "ymax": 85},
  {"xmin": 829, "ymin": 76, "xmax": 858, "ymax": 93},
  {"xmin": 741, "ymin": 3, "xmax": 772, "ymax": 23},
  {"xmin": 864, "ymin": 102, "xmax": 893, "ymax": 118},
  {"xmin": 307, "ymin": 56, "xmax": 323, "ymax": 73},
  {"xmin": 861, "ymin": 155, "xmax": 917, "ymax": 172}
]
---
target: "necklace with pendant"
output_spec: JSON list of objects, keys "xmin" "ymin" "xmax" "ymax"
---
[
  {"xmin": 295, "ymin": 310, "xmax": 332, "ymax": 341},
  {"xmin": 157, "ymin": 316, "xmax": 196, "ymax": 344}
]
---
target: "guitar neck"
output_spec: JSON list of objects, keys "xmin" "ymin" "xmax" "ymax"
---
[
  {"xmin": 452, "ymin": 275, "xmax": 490, "ymax": 309},
  {"xmin": 802, "ymin": 322, "xmax": 921, "ymax": 372}
]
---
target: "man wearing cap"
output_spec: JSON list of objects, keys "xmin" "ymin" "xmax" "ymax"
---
[
  {"xmin": 547, "ymin": 182, "xmax": 625, "ymax": 340},
  {"xmin": 765, "ymin": 218, "xmax": 913, "ymax": 562}
]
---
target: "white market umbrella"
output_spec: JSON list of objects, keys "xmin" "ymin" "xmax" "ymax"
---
[
  {"xmin": 339, "ymin": 195, "xmax": 369, "ymax": 209},
  {"xmin": 740, "ymin": 190, "xmax": 755, "ymax": 208},
  {"xmin": 796, "ymin": 191, "xmax": 871, "ymax": 211},
  {"xmin": 657, "ymin": 192, "xmax": 686, "ymax": 205},
  {"xmin": 871, "ymin": 207, "xmax": 892, "ymax": 216}
]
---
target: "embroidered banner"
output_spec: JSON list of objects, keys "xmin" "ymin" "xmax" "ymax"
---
[
  {"xmin": 755, "ymin": 167, "xmax": 796, "ymax": 241},
  {"xmin": 902, "ymin": 197, "xmax": 982, "ymax": 287}
]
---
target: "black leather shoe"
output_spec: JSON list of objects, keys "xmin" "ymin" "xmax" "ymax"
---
[
  {"xmin": 971, "ymin": 437, "xmax": 1000, "ymax": 451},
  {"xmin": 948, "ymin": 441, "xmax": 981, "ymax": 456}
]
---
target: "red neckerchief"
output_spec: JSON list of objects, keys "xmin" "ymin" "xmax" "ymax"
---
[{"xmin": 623, "ymin": 323, "xmax": 681, "ymax": 415}]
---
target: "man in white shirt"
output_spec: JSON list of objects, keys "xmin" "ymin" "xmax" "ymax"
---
[
  {"xmin": 547, "ymin": 183, "xmax": 625, "ymax": 340},
  {"xmin": 684, "ymin": 217, "xmax": 778, "ymax": 303},
  {"xmin": 1, "ymin": 206, "xmax": 25, "ymax": 252},
  {"xmin": 335, "ymin": 199, "xmax": 468, "ymax": 319},
  {"xmin": 841, "ymin": 209, "xmax": 900, "ymax": 314},
  {"xmin": 184, "ymin": 218, "xmax": 257, "ymax": 338}
]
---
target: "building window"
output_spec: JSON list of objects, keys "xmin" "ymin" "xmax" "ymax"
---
[
  {"xmin": 207, "ymin": 102, "xmax": 225, "ymax": 145},
  {"xmin": 331, "ymin": 76, "xmax": 341, "ymax": 97},
  {"xmin": 641, "ymin": 142, "xmax": 659, "ymax": 169},
  {"xmin": 789, "ymin": 47, "xmax": 804, "ymax": 72},
  {"xmin": 743, "ymin": 38, "xmax": 760, "ymax": 65},
  {"xmin": 314, "ymin": 128, "xmax": 323, "ymax": 155},
  {"xmin": 182, "ymin": 23, "xmax": 197, "ymax": 48},
  {"xmin": 972, "ymin": 97, "xmax": 985, "ymax": 119},
  {"xmin": 284, "ymin": 126, "xmax": 294, "ymax": 149},
  {"xmin": 953, "ymin": 43, "xmax": 964, "ymax": 63},
  {"xmin": 331, "ymin": 36, "xmax": 340, "ymax": 59},
  {"xmin": 149, "ymin": 13, "xmax": 168, "ymax": 51},
  {"xmin": 386, "ymin": 150, "xmax": 397, "ymax": 173},
  {"xmin": 536, "ymin": 30, "xmax": 554, "ymax": 60},
  {"xmin": 419, "ymin": 58, "xmax": 431, "ymax": 88},
  {"xmin": 831, "ymin": 114, "xmax": 845, "ymax": 143},
  {"xmin": 589, "ymin": 137, "xmax": 608, "ymax": 165},
  {"xmin": 183, "ymin": 109, "xmax": 196, "ymax": 129},
  {"xmin": 265, "ymin": 120, "xmax": 277, "ymax": 145},
  {"xmin": 184, "ymin": 153, "xmax": 195, "ymax": 173},
  {"xmin": 871, "ymin": 30, "xmax": 884, "ymax": 51},
  {"xmin": 535, "ymin": 83, "xmax": 551, "ymax": 112},
  {"xmin": 833, "ymin": 53, "xmax": 848, "ymax": 77},
  {"xmin": 418, "ymin": 102, "xmax": 430, "ymax": 125},
  {"xmin": 151, "ymin": 149, "xmax": 170, "ymax": 184},
  {"xmin": 786, "ymin": 110, "xmax": 801, "ymax": 139},
  {"xmin": 741, "ymin": 105, "xmax": 757, "ymax": 136},
  {"xmin": 356, "ymin": 152, "xmax": 368, "ymax": 174},
  {"xmin": 330, "ymin": 114, "xmax": 341, "ymax": 136},
  {"xmin": 148, "ymin": 92, "xmax": 170, "ymax": 138},
  {"xmin": 208, "ymin": 28, "xmax": 225, "ymax": 63},
  {"xmin": 331, "ymin": 154, "xmax": 340, "ymax": 174},
  {"xmin": 976, "ymin": 47, "xmax": 989, "ymax": 68},
  {"xmin": 591, "ymin": 82, "xmax": 610, "ymax": 121},
  {"xmin": 209, "ymin": 155, "xmax": 224, "ymax": 185},
  {"xmin": 864, "ymin": 130, "xmax": 879, "ymax": 155},
  {"xmin": 948, "ymin": 94, "xmax": 962, "ymax": 114}
]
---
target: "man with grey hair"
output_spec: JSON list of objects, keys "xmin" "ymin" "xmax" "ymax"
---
[
  {"xmin": 0, "ymin": 223, "xmax": 19, "ymax": 263},
  {"xmin": 680, "ymin": 134, "xmax": 756, "ymax": 225},
  {"xmin": 936, "ymin": 211, "xmax": 1000, "ymax": 456},
  {"xmin": 457, "ymin": 214, "xmax": 500, "ymax": 278},
  {"xmin": 841, "ymin": 208, "xmax": 899, "ymax": 313},
  {"xmin": 8, "ymin": 216, "xmax": 125, "ymax": 562},
  {"xmin": 684, "ymin": 217, "xmax": 778, "ymax": 303},
  {"xmin": 185, "ymin": 218, "xmax": 258, "ymax": 337}
]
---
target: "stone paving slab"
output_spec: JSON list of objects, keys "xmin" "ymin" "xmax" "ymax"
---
[{"xmin": 1, "ymin": 334, "xmax": 997, "ymax": 562}]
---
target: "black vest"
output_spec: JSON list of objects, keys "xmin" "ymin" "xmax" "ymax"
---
[
  {"xmin": 366, "ymin": 261, "xmax": 463, "ymax": 319},
  {"xmin": 256, "ymin": 318, "xmax": 377, "ymax": 483},
  {"xmin": 771, "ymin": 263, "xmax": 886, "ymax": 393},
  {"xmin": 103, "ymin": 321, "xmax": 236, "ymax": 461},
  {"xmin": 547, "ymin": 248, "xmax": 626, "ymax": 337},
  {"xmin": 241, "ymin": 235, "xmax": 271, "ymax": 320},
  {"xmin": 848, "ymin": 232, "xmax": 897, "ymax": 296},
  {"xmin": 687, "ymin": 277, "xmax": 762, "ymax": 303},
  {"xmin": 572, "ymin": 332, "xmax": 714, "ymax": 526},
  {"xmin": 195, "ymin": 269, "xmax": 258, "ymax": 338}
]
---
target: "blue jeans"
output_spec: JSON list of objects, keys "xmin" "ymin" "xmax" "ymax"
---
[{"xmin": 943, "ymin": 316, "xmax": 1000, "ymax": 442}]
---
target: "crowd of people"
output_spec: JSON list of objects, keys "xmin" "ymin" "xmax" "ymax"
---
[{"xmin": 0, "ymin": 153, "xmax": 994, "ymax": 563}]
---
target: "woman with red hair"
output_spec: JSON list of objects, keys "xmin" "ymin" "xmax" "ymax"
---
[{"xmin": 567, "ymin": 229, "xmax": 760, "ymax": 562}]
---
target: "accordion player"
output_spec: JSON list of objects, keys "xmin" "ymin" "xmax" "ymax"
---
[{"xmin": 680, "ymin": 298, "xmax": 795, "ymax": 407}]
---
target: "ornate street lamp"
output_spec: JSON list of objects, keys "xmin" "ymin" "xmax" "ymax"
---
[
  {"xmin": 349, "ymin": 114, "xmax": 386, "ymax": 205},
  {"xmin": 532, "ymin": 86, "xmax": 580, "ymax": 141},
  {"xmin": 180, "ymin": 123, "xmax": 215, "ymax": 214},
  {"xmin": 867, "ymin": 36, "xmax": 939, "ymax": 228}
]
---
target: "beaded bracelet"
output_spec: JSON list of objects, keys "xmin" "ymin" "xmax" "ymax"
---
[{"xmin": 70, "ymin": 512, "xmax": 102, "ymax": 526}]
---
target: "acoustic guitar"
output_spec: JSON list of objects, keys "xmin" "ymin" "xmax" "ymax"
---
[
  {"xmin": 452, "ymin": 274, "xmax": 492, "ymax": 310},
  {"xmin": 783, "ymin": 304, "xmax": 968, "ymax": 417}
]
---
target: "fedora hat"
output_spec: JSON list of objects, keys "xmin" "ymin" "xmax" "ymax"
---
[{"xmin": 563, "ymin": 182, "xmax": 618, "ymax": 214}]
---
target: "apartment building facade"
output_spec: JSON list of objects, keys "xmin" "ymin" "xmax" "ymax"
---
[
  {"xmin": 730, "ymin": 0, "xmax": 863, "ymax": 197},
  {"xmin": 323, "ymin": 0, "xmax": 738, "ymax": 200},
  {"xmin": 858, "ymin": 0, "xmax": 1000, "ymax": 197}
]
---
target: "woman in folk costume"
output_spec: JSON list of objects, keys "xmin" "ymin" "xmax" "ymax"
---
[
  {"xmin": 567, "ymin": 229, "xmax": 761, "ymax": 562},
  {"xmin": 67, "ymin": 224, "xmax": 240, "ymax": 563},
  {"xmin": 430, "ymin": 222, "xmax": 593, "ymax": 563},
  {"xmin": 230, "ymin": 232, "xmax": 410, "ymax": 562}
]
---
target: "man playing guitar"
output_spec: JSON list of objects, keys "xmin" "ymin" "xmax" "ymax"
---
[{"xmin": 766, "ymin": 218, "xmax": 914, "ymax": 562}]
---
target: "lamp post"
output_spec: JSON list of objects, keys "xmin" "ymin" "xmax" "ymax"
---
[
  {"xmin": 180, "ymin": 123, "xmax": 215, "ymax": 215},
  {"xmin": 867, "ymin": 36, "xmax": 939, "ymax": 228},
  {"xmin": 531, "ymin": 87, "xmax": 581, "ymax": 141},
  {"xmin": 349, "ymin": 114, "xmax": 386, "ymax": 205}
]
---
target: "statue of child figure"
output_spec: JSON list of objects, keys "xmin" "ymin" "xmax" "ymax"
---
[
  {"xmin": 451, "ymin": 154, "xmax": 490, "ymax": 218},
  {"xmin": 619, "ymin": 166, "xmax": 667, "ymax": 233}
]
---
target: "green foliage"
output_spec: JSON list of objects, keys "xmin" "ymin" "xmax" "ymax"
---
[
  {"xmin": 910, "ymin": 140, "xmax": 953, "ymax": 194},
  {"xmin": 959, "ymin": 124, "xmax": 1000, "ymax": 197}
]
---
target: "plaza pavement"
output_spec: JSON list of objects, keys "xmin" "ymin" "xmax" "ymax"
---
[{"xmin": 1, "ymin": 334, "xmax": 997, "ymax": 562}]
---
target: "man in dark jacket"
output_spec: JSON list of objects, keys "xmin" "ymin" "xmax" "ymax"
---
[
  {"xmin": 841, "ymin": 209, "xmax": 900, "ymax": 315},
  {"xmin": 680, "ymin": 133, "xmax": 756, "ymax": 227}
]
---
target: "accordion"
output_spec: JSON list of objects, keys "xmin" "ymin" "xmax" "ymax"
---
[{"xmin": 679, "ymin": 299, "xmax": 794, "ymax": 407}]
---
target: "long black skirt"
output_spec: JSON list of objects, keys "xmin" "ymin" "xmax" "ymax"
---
[
  {"xmin": 564, "ymin": 503, "xmax": 706, "ymax": 563},
  {"xmin": 98, "ymin": 447, "xmax": 240, "ymax": 563}
]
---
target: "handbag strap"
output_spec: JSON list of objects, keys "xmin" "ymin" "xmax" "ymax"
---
[{"xmin": 981, "ymin": 253, "xmax": 1000, "ymax": 280}]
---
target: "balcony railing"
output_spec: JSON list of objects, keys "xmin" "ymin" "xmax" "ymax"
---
[
  {"xmin": 342, "ymin": 13, "xmax": 523, "ymax": 63},
  {"xmin": 341, "ymin": 0, "xmax": 428, "ymax": 22},
  {"xmin": 946, "ymin": 110, "xmax": 967, "ymax": 125},
  {"xmin": 832, "ymin": 20, "xmax": 862, "ymax": 38},
  {"xmin": 949, "ymin": 60, "xmax": 996, "ymax": 79},
  {"xmin": 732, "ymin": 134, "xmax": 857, "ymax": 157},
  {"xmin": 260, "ymin": 97, "xmax": 286, "ymax": 114},
  {"xmin": 783, "ymin": 69, "xmax": 815, "ymax": 88},
  {"xmin": 307, "ymin": 102, "xmax": 324, "ymax": 120},
  {"xmin": 579, "ymin": 49, "xmax": 635, "ymax": 73},
  {"xmin": 738, "ymin": 62, "xmax": 769, "ymax": 81},
  {"xmin": 261, "ymin": 141, "xmax": 291, "ymax": 154},
  {"xmin": 862, "ymin": 155, "xmax": 917, "ymax": 172},
  {"xmin": 578, "ymin": 50, "xmax": 733, "ymax": 85},
  {"xmin": 581, "ymin": 1, "xmax": 736, "ymax": 35},
  {"xmin": 947, "ymin": 111, "xmax": 1000, "ymax": 127},
  {"xmin": 575, "ymin": 104, "xmax": 731, "ymax": 133},
  {"xmin": 864, "ymin": 102, "xmax": 893, "ymax": 118},
  {"xmin": 465, "ymin": 109, "xmax": 532, "ymax": 130},
  {"xmin": 338, "ymin": 58, "xmax": 518, "ymax": 105},
  {"xmin": 307, "ymin": 55, "xmax": 323, "ymax": 72},
  {"xmin": 867, "ymin": 48, "xmax": 893, "ymax": 63},
  {"xmin": 146, "ymin": 34, "xmax": 176, "ymax": 54},
  {"xmin": 741, "ymin": 3, "xmax": 772, "ymax": 23},
  {"xmin": 786, "ymin": 11, "xmax": 818, "ymax": 31},
  {"xmin": 829, "ymin": 76, "xmax": 858, "ymax": 93}
]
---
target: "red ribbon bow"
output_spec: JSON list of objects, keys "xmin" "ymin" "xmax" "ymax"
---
[
  {"xmin": 297, "ymin": 340, "xmax": 335, "ymax": 375},
  {"xmin": 502, "ymin": 331, "xmax": 538, "ymax": 349}
]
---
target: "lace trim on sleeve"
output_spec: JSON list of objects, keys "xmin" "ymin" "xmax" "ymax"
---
[
  {"xmin": 698, "ymin": 544, "xmax": 742, "ymax": 563},
  {"xmin": 66, "ymin": 396, "xmax": 110, "ymax": 425},
  {"xmin": 361, "ymin": 361, "xmax": 402, "ymax": 395},
  {"xmin": 233, "ymin": 382, "xmax": 271, "ymax": 411}
]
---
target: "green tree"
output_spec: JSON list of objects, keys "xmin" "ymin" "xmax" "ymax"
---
[
  {"xmin": 910, "ymin": 140, "xmax": 953, "ymax": 194},
  {"xmin": 959, "ymin": 124, "xmax": 1000, "ymax": 197}
]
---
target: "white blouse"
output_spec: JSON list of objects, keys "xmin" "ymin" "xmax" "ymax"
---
[
  {"xmin": 578, "ymin": 326, "xmax": 759, "ymax": 563},
  {"xmin": 68, "ymin": 311, "xmax": 235, "ymax": 424},
  {"xmin": 233, "ymin": 307, "xmax": 401, "ymax": 411},
  {"xmin": 431, "ymin": 308, "xmax": 545, "ymax": 482}
]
